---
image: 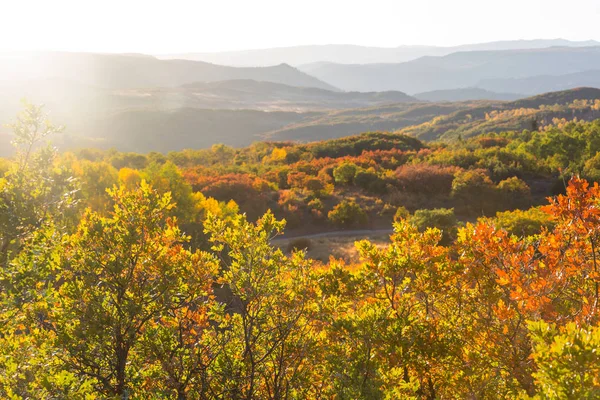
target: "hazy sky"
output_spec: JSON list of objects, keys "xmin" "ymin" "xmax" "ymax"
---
[{"xmin": 2, "ymin": 0, "xmax": 599, "ymax": 53}]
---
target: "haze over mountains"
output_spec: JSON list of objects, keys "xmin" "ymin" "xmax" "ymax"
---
[
  {"xmin": 0, "ymin": 52, "xmax": 335, "ymax": 90},
  {"xmin": 299, "ymin": 46, "xmax": 600, "ymax": 93},
  {"xmin": 2, "ymin": 38, "xmax": 600, "ymax": 156},
  {"xmin": 414, "ymin": 88, "xmax": 523, "ymax": 102},
  {"xmin": 160, "ymin": 39, "xmax": 600, "ymax": 66}
]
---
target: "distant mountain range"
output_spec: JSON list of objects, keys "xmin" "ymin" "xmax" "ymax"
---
[
  {"xmin": 299, "ymin": 46, "xmax": 600, "ymax": 93},
  {"xmin": 2, "ymin": 46, "xmax": 600, "ymax": 156},
  {"xmin": 159, "ymin": 39, "xmax": 600, "ymax": 66},
  {"xmin": 0, "ymin": 52, "xmax": 336, "ymax": 91}
]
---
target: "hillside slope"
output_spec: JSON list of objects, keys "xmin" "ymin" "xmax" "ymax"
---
[
  {"xmin": 398, "ymin": 87, "xmax": 600, "ymax": 141},
  {"xmin": 2, "ymin": 88, "xmax": 598, "ymax": 156}
]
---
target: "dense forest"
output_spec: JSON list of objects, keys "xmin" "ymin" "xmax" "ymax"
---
[{"xmin": 3, "ymin": 102, "xmax": 600, "ymax": 399}]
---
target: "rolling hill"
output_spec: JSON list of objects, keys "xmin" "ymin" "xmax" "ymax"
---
[
  {"xmin": 398, "ymin": 87, "xmax": 600, "ymax": 141},
  {"xmin": 2, "ymin": 85, "xmax": 599, "ymax": 156},
  {"xmin": 177, "ymin": 80, "xmax": 416, "ymax": 110}
]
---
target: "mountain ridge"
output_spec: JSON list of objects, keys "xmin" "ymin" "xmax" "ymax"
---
[
  {"xmin": 0, "ymin": 51, "xmax": 337, "ymax": 91},
  {"xmin": 299, "ymin": 47, "xmax": 600, "ymax": 93},
  {"xmin": 160, "ymin": 39, "xmax": 600, "ymax": 66}
]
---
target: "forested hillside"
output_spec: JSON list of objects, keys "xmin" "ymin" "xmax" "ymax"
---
[
  {"xmin": 3, "ymin": 103, "xmax": 600, "ymax": 398},
  {"xmin": 3, "ymin": 88, "xmax": 600, "ymax": 156},
  {"xmin": 399, "ymin": 88, "xmax": 600, "ymax": 141}
]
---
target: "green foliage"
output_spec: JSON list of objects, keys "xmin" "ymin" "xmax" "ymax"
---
[
  {"xmin": 306, "ymin": 131, "xmax": 423, "ymax": 159},
  {"xmin": 204, "ymin": 212, "xmax": 320, "ymax": 399},
  {"xmin": 333, "ymin": 162, "xmax": 358, "ymax": 185},
  {"xmin": 328, "ymin": 200, "xmax": 368, "ymax": 227},
  {"xmin": 6, "ymin": 103, "xmax": 600, "ymax": 399},
  {"xmin": 393, "ymin": 206, "xmax": 411, "ymax": 222},
  {"xmin": 583, "ymin": 152, "xmax": 600, "ymax": 182},
  {"xmin": 493, "ymin": 207, "xmax": 555, "ymax": 237},
  {"xmin": 528, "ymin": 321, "xmax": 600, "ymax": 399},
  {"xmin": 52, "ymin": 182, "xmax": 217, "ymax": 397},
  {"xmin": 451, "ymin": 169, "xmax": 497, "ymax": 215},
  {"xmin": 410, "ymin": 208, "xmax": 458, "ymax": 244},
  {"xmin": 0, "ymin": 101, "xmax": 76, "ymax": 269},
  {"xmin": 354, "ymin": 169, "xmax": 386, "ymax": 193},
  {"xmin": 142, "ymin": 161, "xmax": 197, "ymax": 220},
  {"xmin": 496, "ymin": 176, "xmax": 532, "ymax": 210}
]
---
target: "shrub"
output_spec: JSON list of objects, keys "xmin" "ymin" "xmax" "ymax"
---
[
  {"xmin": 410, "ymin": 208, "xmax": 458, "ymax": 244},
  {"xmin": 476, "ymin": 136, "xmax": 509, "ymax": 149},
  {"xmin": 0, "ymin": 158, "xmax": 11, "ymax": 177},
  {"xmin": 583, "ymin": 152, "xmax": 600, "ymax": 183},
  {"xmin": 451, "ymin": 169, "xmax": 497, "ymax": 215},
  {"xmin": 393, "ymin": 206, "xmax": 411, "ymax": 222},
  {"xmin": 493, "ymin": 207, "xmax": 555, "ymax": 237},
  {"xmin": 333, "ymin": 162, "xmax": 358, "ymax": 185},
  {"xmin": 354, "ymin": 169, "xmax": 387, "ymax": 194},
  {"xmin": 528, "ymin": 321, "xmax": 600, "ymax": 399},
  {"xmin": 395, "ymin": 164, "xmax": 458, "ymax": 195},
  {"xmin": 328, "ymin": 200, "xmax": 368, "ymax": 227},
  {"xmin": 496, "ymin": 176, "xmax": 532, "ymax": 210},
  {"xmin": 189, "ymin": 173, "xmax": 274, "ymax": 220},
  {"xmin": 109, "ymin": 152, "xmax": 148, "ymax": 170},
  {"xmin": 305, "ymin": 178, "xmax": 326, "ymax": 194}
]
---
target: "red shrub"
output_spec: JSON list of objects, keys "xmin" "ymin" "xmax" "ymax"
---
[{"xmin": 395, "ymin": 164, "xmax": 459, "ymax": 195}]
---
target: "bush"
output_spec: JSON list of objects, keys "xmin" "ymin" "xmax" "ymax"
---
[
  {"xmin": 476, "ymin": 136, "xmax": 509, "ymax": 149},
  {"xmin": 496, "ymin": 176, "xmax": 532, "ymax": 210},
  {"xmin": 395, "ymin": 164, "xmax": 457, "ymax": 195},
  {"xmin": 451, "ymin": 169, "xmax": 497, "ymax": 215},
  {"xmin": 286, "ymin": 238, "xmax": 313, "ymax": 253},
  {"xmin": 328, "ymin": 200, "xmax": 368, "ymax": 227},
  {"xmin": 493, "ymin": 207, "xmax": 555, "ymax": 237},
  {"xmin": 0, "ymin": 158, "xmax": 11, "ymax": 177},
  {"xmin": 410, "ymin": 208, "xmax": 458, "ymax": 244},
  {"xmin": 333, "ymin": 162, "xmax": 358, "ymax": 185},
  {"xmin": 308, "ymin": 198, "xmax": 325, "ymax": 220},
  {"xmin": 393, "ymin": 206, "xmax": 411, "ymax": 222},
  {"xmin": 354, "ymin": 169, "xmax": 387, "ymax": 194},
  {"xmin": 583, "ymin": 153, "xmax": 600, "ymax": 183},
  {"xmin": 529, "ymin": 321, "xmax": 600, "ymax": 399}
]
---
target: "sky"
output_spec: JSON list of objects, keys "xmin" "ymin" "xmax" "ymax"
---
[{"xmin": 1, "ymin": 0, "xmax": 599, "ymax": 54}]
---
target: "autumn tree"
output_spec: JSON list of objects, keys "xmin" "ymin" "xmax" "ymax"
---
[
  {"xmin": 0, "ymin": 102, "xmax": 74, "ymax": 268},
  {"xmin": 204, "ymin": 212, "xmax": 321, "ymax": 399},
  {"xmin": 0, "ymin": 102, "xmax": 81, "ymax": 398},
  {"xmin": 52, "ymin": 182, "xmax": 217, "ymax": 398},
  {"xmin": 328, "ymin": 200, "xmax": 368, "ymax": 227}
]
